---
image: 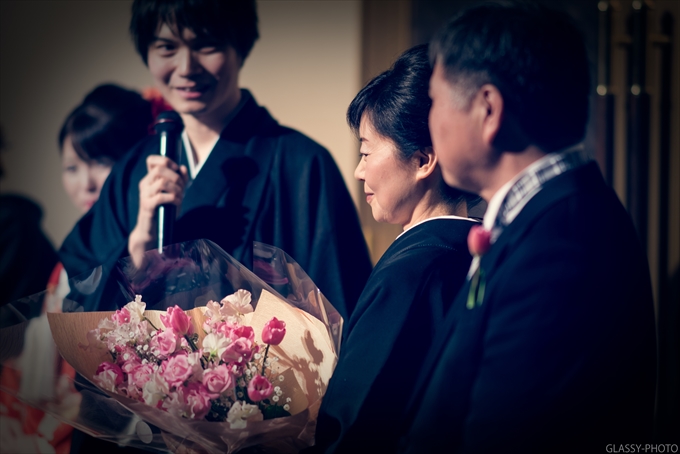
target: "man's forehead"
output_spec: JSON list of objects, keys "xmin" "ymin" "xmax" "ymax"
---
[
  {"xmin": 155, "ymin": 22, "xmax": 208, "ymax": 42},
  {"xmin": 430, "ymin": 62, "xmax": 452, "ymax": 93}
]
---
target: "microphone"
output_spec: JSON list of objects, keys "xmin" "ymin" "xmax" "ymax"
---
[{"xmin": 153, "ymin": 111, "xmax": 183, "ymax": 252}]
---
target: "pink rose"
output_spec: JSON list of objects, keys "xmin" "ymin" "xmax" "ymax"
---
[
  {"xmin": 120, "ymin": 357, "xmax": 142, "ymax": 375},
  {"xmin": 467, "ymin": 225, "xmax": 492, "ymax": 256},
  {"xmin": 183, "ymin": 382, "xmax": 213, "ymax": 420},
  {"xmin": 230, "ymin": 325, "xmax": 255, "ymax": 342},
  {"xmin": 150, "ymin": 329, "xmax": 179, "ymax": 357},
  {"xmin": 262, "ymin": 317, "xmax": 286, "ymax": 345},
  {"xmin": 94, "ymin": 362, "xmax": 124, "ymax": 392},
  {"xmin": 202, "ymin": 364, "xmax": 233, "ymax": 396},
  {"xmin": 160, "ymin": 306, "xmax": 193, "ymax": 336},
  {"xmin": 247, "ymin": 375, "xmax": 273, "ymax": 402},
  {"xmin": 163, "ymin": 354, "xmax": 193, "ymax": 385},
  {"xmin": 221, "ymin": 338, "xmax": 254, "ymax": 364},
  {"xmin": 129, "ymin": 363, "xmax": 155, "ymax": 390},
  {"xmin": 214, "ymin": 321, "xmax": 236, "ymax": 337},
  {"xmin": 111, "ymin": 307, "xmax": 131, "ymax": 325}
]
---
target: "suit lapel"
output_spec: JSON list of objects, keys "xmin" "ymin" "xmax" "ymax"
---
[
  {"xmin": 479, "ymin": 162, "xmax": 597, "ymax": 278},
  {"xmin": 405, "ymin": 163, "xmax": 602, "ymax": 430}
]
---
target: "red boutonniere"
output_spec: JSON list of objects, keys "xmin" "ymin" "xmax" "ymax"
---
[{"xmin": 467, "ymin": 225, "xmax": 491, "ymax": 309}]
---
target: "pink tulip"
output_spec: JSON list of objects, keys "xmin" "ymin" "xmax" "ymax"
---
[
  {"xmin": 467, "ymin": 225, "xmax": 492, "ymax": 256},
  {"xmin": 160, "ymin": 306, "xmax": 193, "ymax": 336},
  {"xmin": 262, "ymin": 317, "xmax": 286, "ymax": 345},
  {"xmin": 247, "ymin": 375, "xmax": 273, "ymax": 402}
]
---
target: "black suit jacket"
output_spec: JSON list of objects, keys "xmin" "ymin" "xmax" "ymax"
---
[{"xmin": 401, "ymin": 162, "xmax": 656, "ymax": 453}]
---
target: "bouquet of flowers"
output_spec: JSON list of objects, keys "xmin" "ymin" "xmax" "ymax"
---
[
  {"xmin": 87, "ymin": 291, "xmax": 294, "ymax": 427},
  {"xmin": 1, "ymin": 240, "xmax": 341, "ymax": 453}
]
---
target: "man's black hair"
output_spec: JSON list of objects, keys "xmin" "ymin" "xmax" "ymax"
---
[
  {"xmin": 430, "ymin": 1, "xmax": 590, "ymax": 152},
  {"xmin": 348, "ymin": 44, "xmax": 480, "ymax": 209},
  {"xmin": 130, "ymin": 0, "xmax": 259, "ymax": 65}
]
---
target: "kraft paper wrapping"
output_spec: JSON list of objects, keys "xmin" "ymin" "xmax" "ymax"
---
[{"xmin": 45, "ymin": 289, "xmax": 336, "ymax": 453}]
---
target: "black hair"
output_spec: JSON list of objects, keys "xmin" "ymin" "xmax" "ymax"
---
[
  {"xmin": 430, "ymin": 1, "xmax": 590, "ymax": 152},
  {"xmin": 130, "ymin": 0, "xmax": 259, "ymax": 65},
  {"xmin": 348, "ymin": 44, "xmax": 479, "ymax": 209},
  {"xmin": 348, "ymin": 44, "xmax": 432, "ymax": 162},
  {"xmin": 58, "ymin": 84, "xmax": 153, "ymax": 163}
]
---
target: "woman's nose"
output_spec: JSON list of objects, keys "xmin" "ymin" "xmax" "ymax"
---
[
  {"xmin": 354, "ymin": 159, "xmax": 365, "ymax": 181},
  {"xmin": 84, "ymin": 169, "xmax": 98, "ymax": 193}
]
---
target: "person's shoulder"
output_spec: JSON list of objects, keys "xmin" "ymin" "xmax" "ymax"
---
[
  {"xmin": 244, "ymin": 92, "xmax": 331, "ymax": 158},
  {"xmin": 397, "ymin": 218, "xmax": 477, "ymax": 255},
  {"xmin": 377, "ymin": 219, "xmax": 476, "ymax": 275},
  {"xmin": 274, "ymin": 125, "xmax": 331, "ymax": 160},
  {"xmin": 0, "ymin": 194, "xmax": 42, "ymax": 229}
]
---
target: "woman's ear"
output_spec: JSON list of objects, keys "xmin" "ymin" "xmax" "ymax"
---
[{"xmin": 414, "ymin": 146, "xmax": 438, "ymax": 181}]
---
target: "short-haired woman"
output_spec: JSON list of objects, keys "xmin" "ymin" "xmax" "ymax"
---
[{"xmin": 313, "ymin": 44, "xmax": 480, "ymax": 453}]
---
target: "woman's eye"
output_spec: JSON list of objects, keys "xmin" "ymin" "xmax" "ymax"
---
[
  {"xmin": 64, "ymin": 166, "xmax": 77, "ymax": 173},
  {"xmin": 360, "ymin": 153, "xmax": 368, "ymax": 160}
]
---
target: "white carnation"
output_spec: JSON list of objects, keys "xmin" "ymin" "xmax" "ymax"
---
[{"xmin": 226, "ymin": 401, "xmax": 263, "ymax": 429}]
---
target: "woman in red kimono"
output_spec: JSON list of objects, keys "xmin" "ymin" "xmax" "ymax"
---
[{"xmin": 0, "ymin": 84, "xmax": 153, "ymax": 454}]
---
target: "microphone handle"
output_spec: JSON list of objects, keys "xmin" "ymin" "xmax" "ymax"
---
[{"xmin": 157, "ymin": 130, "xmax": 180, "ymax": 252}]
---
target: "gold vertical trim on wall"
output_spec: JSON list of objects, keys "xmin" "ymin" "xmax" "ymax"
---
[{"xmin": 358, "ymin": 0, "xmax": 413, "ymax": 264}]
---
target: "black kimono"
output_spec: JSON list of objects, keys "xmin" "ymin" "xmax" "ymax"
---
[
  {"xmin": 58, "ymin": 90, "xmax": 371, "ymax": 320},
  {"xmin": 314, "ymin": 217, "xmax": 476, "ymax": 453},
  {"xmin": 0, "ymin": 195, "xmax": 58, "ymax": 317}
]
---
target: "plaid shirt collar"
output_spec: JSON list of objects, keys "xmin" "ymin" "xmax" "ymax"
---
[
  {"xmin": 484, "ymin": 147, "xmax": 587, "ymax": 242},
  {"xmin": 467, "ymin": 148, "xmax": 586, "ymax": 279}
]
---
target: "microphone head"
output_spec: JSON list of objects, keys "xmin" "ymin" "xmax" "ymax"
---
[{"xmin": 153, "ymin": 111, "xmax": 183, "ymax": 134}]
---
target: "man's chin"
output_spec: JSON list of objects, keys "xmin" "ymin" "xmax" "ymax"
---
[{"xmin": 171, "ymin": 100, "xmax": 210, "ymax": 116}]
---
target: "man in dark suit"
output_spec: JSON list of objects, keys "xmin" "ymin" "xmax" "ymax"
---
[{"xmin": 400, "ymin": 3, "xmax": 657, "ymax": 453}]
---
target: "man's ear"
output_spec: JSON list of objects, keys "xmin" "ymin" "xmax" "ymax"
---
[
  {"xmin": 478, "ymin": 84, "xmax": 529, "ymax": 152},
  {"xmin": 414, "ymin": 146, "xmax": 438, "ymax": 181},
  {"xmin": 477, "ymin": 84, "xmax": 504, "ymax": 148}
]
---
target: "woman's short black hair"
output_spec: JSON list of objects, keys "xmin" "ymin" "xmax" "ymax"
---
[
  {"xmin": 348, "ymin": 44, "xmax": 479, "ymax": 209},
  {"xmin": 348, "ymin": 44, "xmax": 432, "ymax": 162},
  {"xmin": 58, "ymin": 84, "xmax": 153, "ymax": 163},
  {"xmin": 130, "ymin": 0, "xmax": 259, "ymax": 65},
  {"xmin": 430, "ymin": 1, "xmax": 590, "ymax": 152}
]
